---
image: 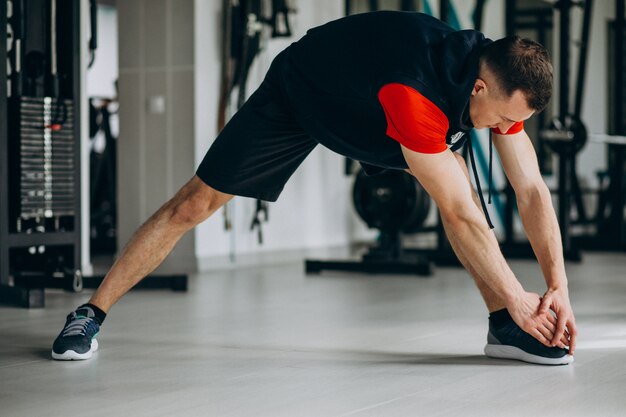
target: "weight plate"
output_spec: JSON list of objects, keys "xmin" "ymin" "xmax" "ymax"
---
[
  {"xmin": 353, "ymin": 169, "xmax": 431, "ymax": 233},
  {"xmin": 543, "ymin": 114, "xmax": 587, "ymax": 155}
]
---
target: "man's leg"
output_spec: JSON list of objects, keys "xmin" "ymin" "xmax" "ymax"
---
[
  {"xmin": 51, "ymin": 176, "xmax": 232, "ymax": 360},
  {"xmin": 90, "ymin": 175, "xmax": 233, "ymax": 312},
  {"xmin": 52, "ymin": 49, "xmax": 316, "ymax": 360}
]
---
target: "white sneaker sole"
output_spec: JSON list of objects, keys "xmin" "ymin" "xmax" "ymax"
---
[
  {"xmin": 51, "ymin": 339, "xmax": 99, "ymax": 361},
  {"xmin": 485, "ymin": 343, "xmax": 574, "ymax": 365}
]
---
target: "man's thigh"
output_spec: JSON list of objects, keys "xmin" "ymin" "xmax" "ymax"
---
[{"xmin": 196, "ymin": 80, "xmax": 318, "ymax": 202}]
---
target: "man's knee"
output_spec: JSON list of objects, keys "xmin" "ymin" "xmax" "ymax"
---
[{"xmin": 170, "ymin": 176, "xmax": 233, "ymax": 225}]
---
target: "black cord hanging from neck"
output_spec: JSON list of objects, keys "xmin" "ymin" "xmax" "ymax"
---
[
  {"xmin": 467, "ymin": 135, "xmax": 494, "ymax": 229},
  {"xmin": 488, "ymin": 130, "xmax": 493, "ymax": 204}
]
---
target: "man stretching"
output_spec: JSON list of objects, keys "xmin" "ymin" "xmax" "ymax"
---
[{"xmin": 52, "ymin": 11, "xmax": 577, "ymax": 365}]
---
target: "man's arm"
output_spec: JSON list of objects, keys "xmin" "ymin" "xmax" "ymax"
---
[
  {"xmin": 401, "ymin": 145, "xmax": 558, "ymax": 347},
  {"xmin": 493, "ymin": 130, "xmax": 577, "ymax": 353}
]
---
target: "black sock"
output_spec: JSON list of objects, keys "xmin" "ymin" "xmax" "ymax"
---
[
  {"xmin": 78, "ymin": 303, "xmax": 107, "ymax": 325},
  {"xmin": 489, "ymin": 308, "xmax": 513, "ymax": 327}
]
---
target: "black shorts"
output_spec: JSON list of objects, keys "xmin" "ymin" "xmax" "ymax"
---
[{"xmin": 195, "ymin": 53, "xmax": 317, "ymax": 202}]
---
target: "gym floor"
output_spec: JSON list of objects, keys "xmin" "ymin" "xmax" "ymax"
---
[{"xmin": 1, "ymin": 252, "xmax": 625, "ymax": 417}]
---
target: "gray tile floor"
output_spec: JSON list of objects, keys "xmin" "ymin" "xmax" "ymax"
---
[{"xmin": 1, "ymin": 252, "xmax": 626, "ymax": 417}]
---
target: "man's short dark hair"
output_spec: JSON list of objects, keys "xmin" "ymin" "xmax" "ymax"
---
[{"xmin": 479, "ymin": 36, "xmax": 553, "ymax": 112}]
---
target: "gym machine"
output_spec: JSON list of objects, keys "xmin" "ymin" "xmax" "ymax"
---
[
  {"xmin": 583, "ymin": 0, "xmax": 626, "ymax": 251},
  {"xmin": 537, "ymin": 0, "xmax": 593, "ymax": 261},
  {"xmin": 306, "ymin": 170, "xmax": 434, "ymax": 276},
  {"xmin": 1, "ymin": 0, "xmax": 83, "ymax": 307},
  {"xmin": 1, "ymin": 1, "xmax": 189, "ymax": 308},
  {"xmin": 539, "ymin": 0, "xmax": 626, "ymax": 253},
  {"xmin": 590, "ymin": 0, "xmax": 626, "ymax": 251}
]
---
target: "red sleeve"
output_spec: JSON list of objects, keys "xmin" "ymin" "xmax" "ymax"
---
[
  {"xmin": 378, "ymin": 83, "xmax": 448, "ymax": 154},
  {"xmin": 491, "ymin": 121, "xmax": 524, "ymax": 135}
]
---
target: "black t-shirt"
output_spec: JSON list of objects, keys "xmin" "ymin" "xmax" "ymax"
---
[{"xmin": 280, "ymin": 11, "xmax": 492, "ymax": 173}]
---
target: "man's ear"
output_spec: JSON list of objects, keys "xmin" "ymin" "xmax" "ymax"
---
[{"xmin": 472, "ymin": 78, "xmax": 486, "ymax": 96}]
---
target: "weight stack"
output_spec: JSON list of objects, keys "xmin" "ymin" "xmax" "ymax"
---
[
  {"xmin": 8, "ymin": 96, "xmax": 76, "ymax": 232},
  {"xmin": 1, "ymin": 0, "xmax": 84, "ymax": 307}
]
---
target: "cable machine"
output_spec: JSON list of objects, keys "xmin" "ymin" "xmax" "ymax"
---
[
  {"xmin": 1, "ymin": 0, "xmax": 83, "ymax": 307},
  {"xmin": 539, "ymin": 0, "xmax": 626, "ymax": 253}
]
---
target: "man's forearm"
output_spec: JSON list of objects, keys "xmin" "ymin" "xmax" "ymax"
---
[
  {"xmin": 444, "ymin": 210, "xmax": 525, "ymax": 304},
  {"xmin": 517, "ymin": 184, "xmax": 568, "ymax": 289}
]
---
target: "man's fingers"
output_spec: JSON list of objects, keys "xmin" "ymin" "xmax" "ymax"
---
[
  {"xmin": 534, "ymin": 321, "xmax": 555, "ymax": 346},
  {"xmin": 546, "ymin": 313, "xmax": 562, "ymax": 327},
  {"xmin": 539, "ymin": 295, "xmax": 551, "ymax": 313},
  {"xmin": 544, "ymin": 315, "xmax": 559, "ymax": 332},
  {"xmin": 531, "ymin": 327, "xmax": 552, "ymax": 347},
  {"xmin": 568, "ymin": 322, "xmax": 578, "ymax": 355},
  {"xmin": 545, "ymin": 320, "xmax": 568, "ymax": 348},
  {"xmin": 536, "ymin": 317, "xmax": 571, "ymax": 349},
  {"xmin": 541, "ymin": 325, "xmax": 566, "ymax": 348},
  {"xmin": 546, "ymin": 313, "xmax": 570, "ymax": 349},
  {"xmin": 544, "ymin": 312, "xmax": 571, "ymax": 346},
  {"xmin": 540, "ymin": 315, "xmax": 557, "ymax": 336},
  {"xmin": 551, "ymin": 317, "xmax": 568, "ymax": 345}
]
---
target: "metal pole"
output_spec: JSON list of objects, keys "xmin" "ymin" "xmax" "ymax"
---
[
  {"xmin": 0, "ymin": 0, "xmax": 9, "ymax": 288},
  {"xmin": 71, "ymin": 0, "xmax": 83, "ymax": 289},
  {"xmin": 537, "ymin": 9, "xmax": 550, "ymax": 174},
  {"xmin": 440, "ymin": 0, "xmax": 448, "ymax": 23},
  {"xmin": 612, "ymin": 0, "xmax": 625, "ymax": 249},
  {"xmin": 558, "ymin": 0, "xmax": 571, "ymax": 118},
  {"xmin": 505, "ymin": 0, "xmax": 515, "ymax": 36},
  {"xmin": 574, "ymin": 0, "xmax": 593, "ymax": 118},
  {"xmin": 400, "ymin": 0, "xmax": 415, "ymax": 11},
  {"xmin": 615, "ymin": 0, "xmax": 624, "ymax": 135},
  {"xmin": 473, "ymin": 0, "xmax": 486, "ymax": 31},
  {"xmin": 557, "ymin": 0, "xmax": 573, "ymax": 256},
  {"xmin": 504, "ymin": 0, "xmax": 516, "ymax": 244}
]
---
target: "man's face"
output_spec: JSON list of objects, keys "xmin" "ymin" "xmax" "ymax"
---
[{"xmin": 468, "ymin": 78, "xmax": 535, "ymax": 133}]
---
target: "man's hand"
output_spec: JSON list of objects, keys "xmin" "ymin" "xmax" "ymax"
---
[
  {"xmin": 539, "ymin": 287, "xmax": 577, "ymax": 355},
  {"xmin": 507, "ymin": 291, "xmax": 569, "ymax": 348}
]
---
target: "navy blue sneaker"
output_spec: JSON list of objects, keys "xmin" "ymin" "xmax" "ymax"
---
[
  {"xmin": 52, "ymin": 306, "xmax": 100, "ymax": 360},
  {"xmin": 485, "ymin": 319, "xmax": 574, "ymax": 365}
]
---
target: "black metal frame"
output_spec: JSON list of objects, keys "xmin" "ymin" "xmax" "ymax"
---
[
  {"xmin": 607, "ymin": 0, "xmax": 626, "ymax": 250},
  {"xmin": 0, "ymin": 1, "xmax": 83, "ymax": 307},
  {"xmin": 1, "ymin": 2, "xmax": 190, "ymax": 307},
  {"xmin": 509, "ymin": 5, "xmax": 554, "ymax": 174},
  {"xmin": 531, "ymin": 0, "xmax": 624, "ymax": 252},
  {"xmin": 575, "ymin": 0, "xmax": 626, "ymax": 251},
  {"xmin": 556, "ymin": 0, "xmax": 576, "ymax": 259},
  {"xmin": 0, "ymin": 0, "xmax": 11, "ymax": 302}
]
